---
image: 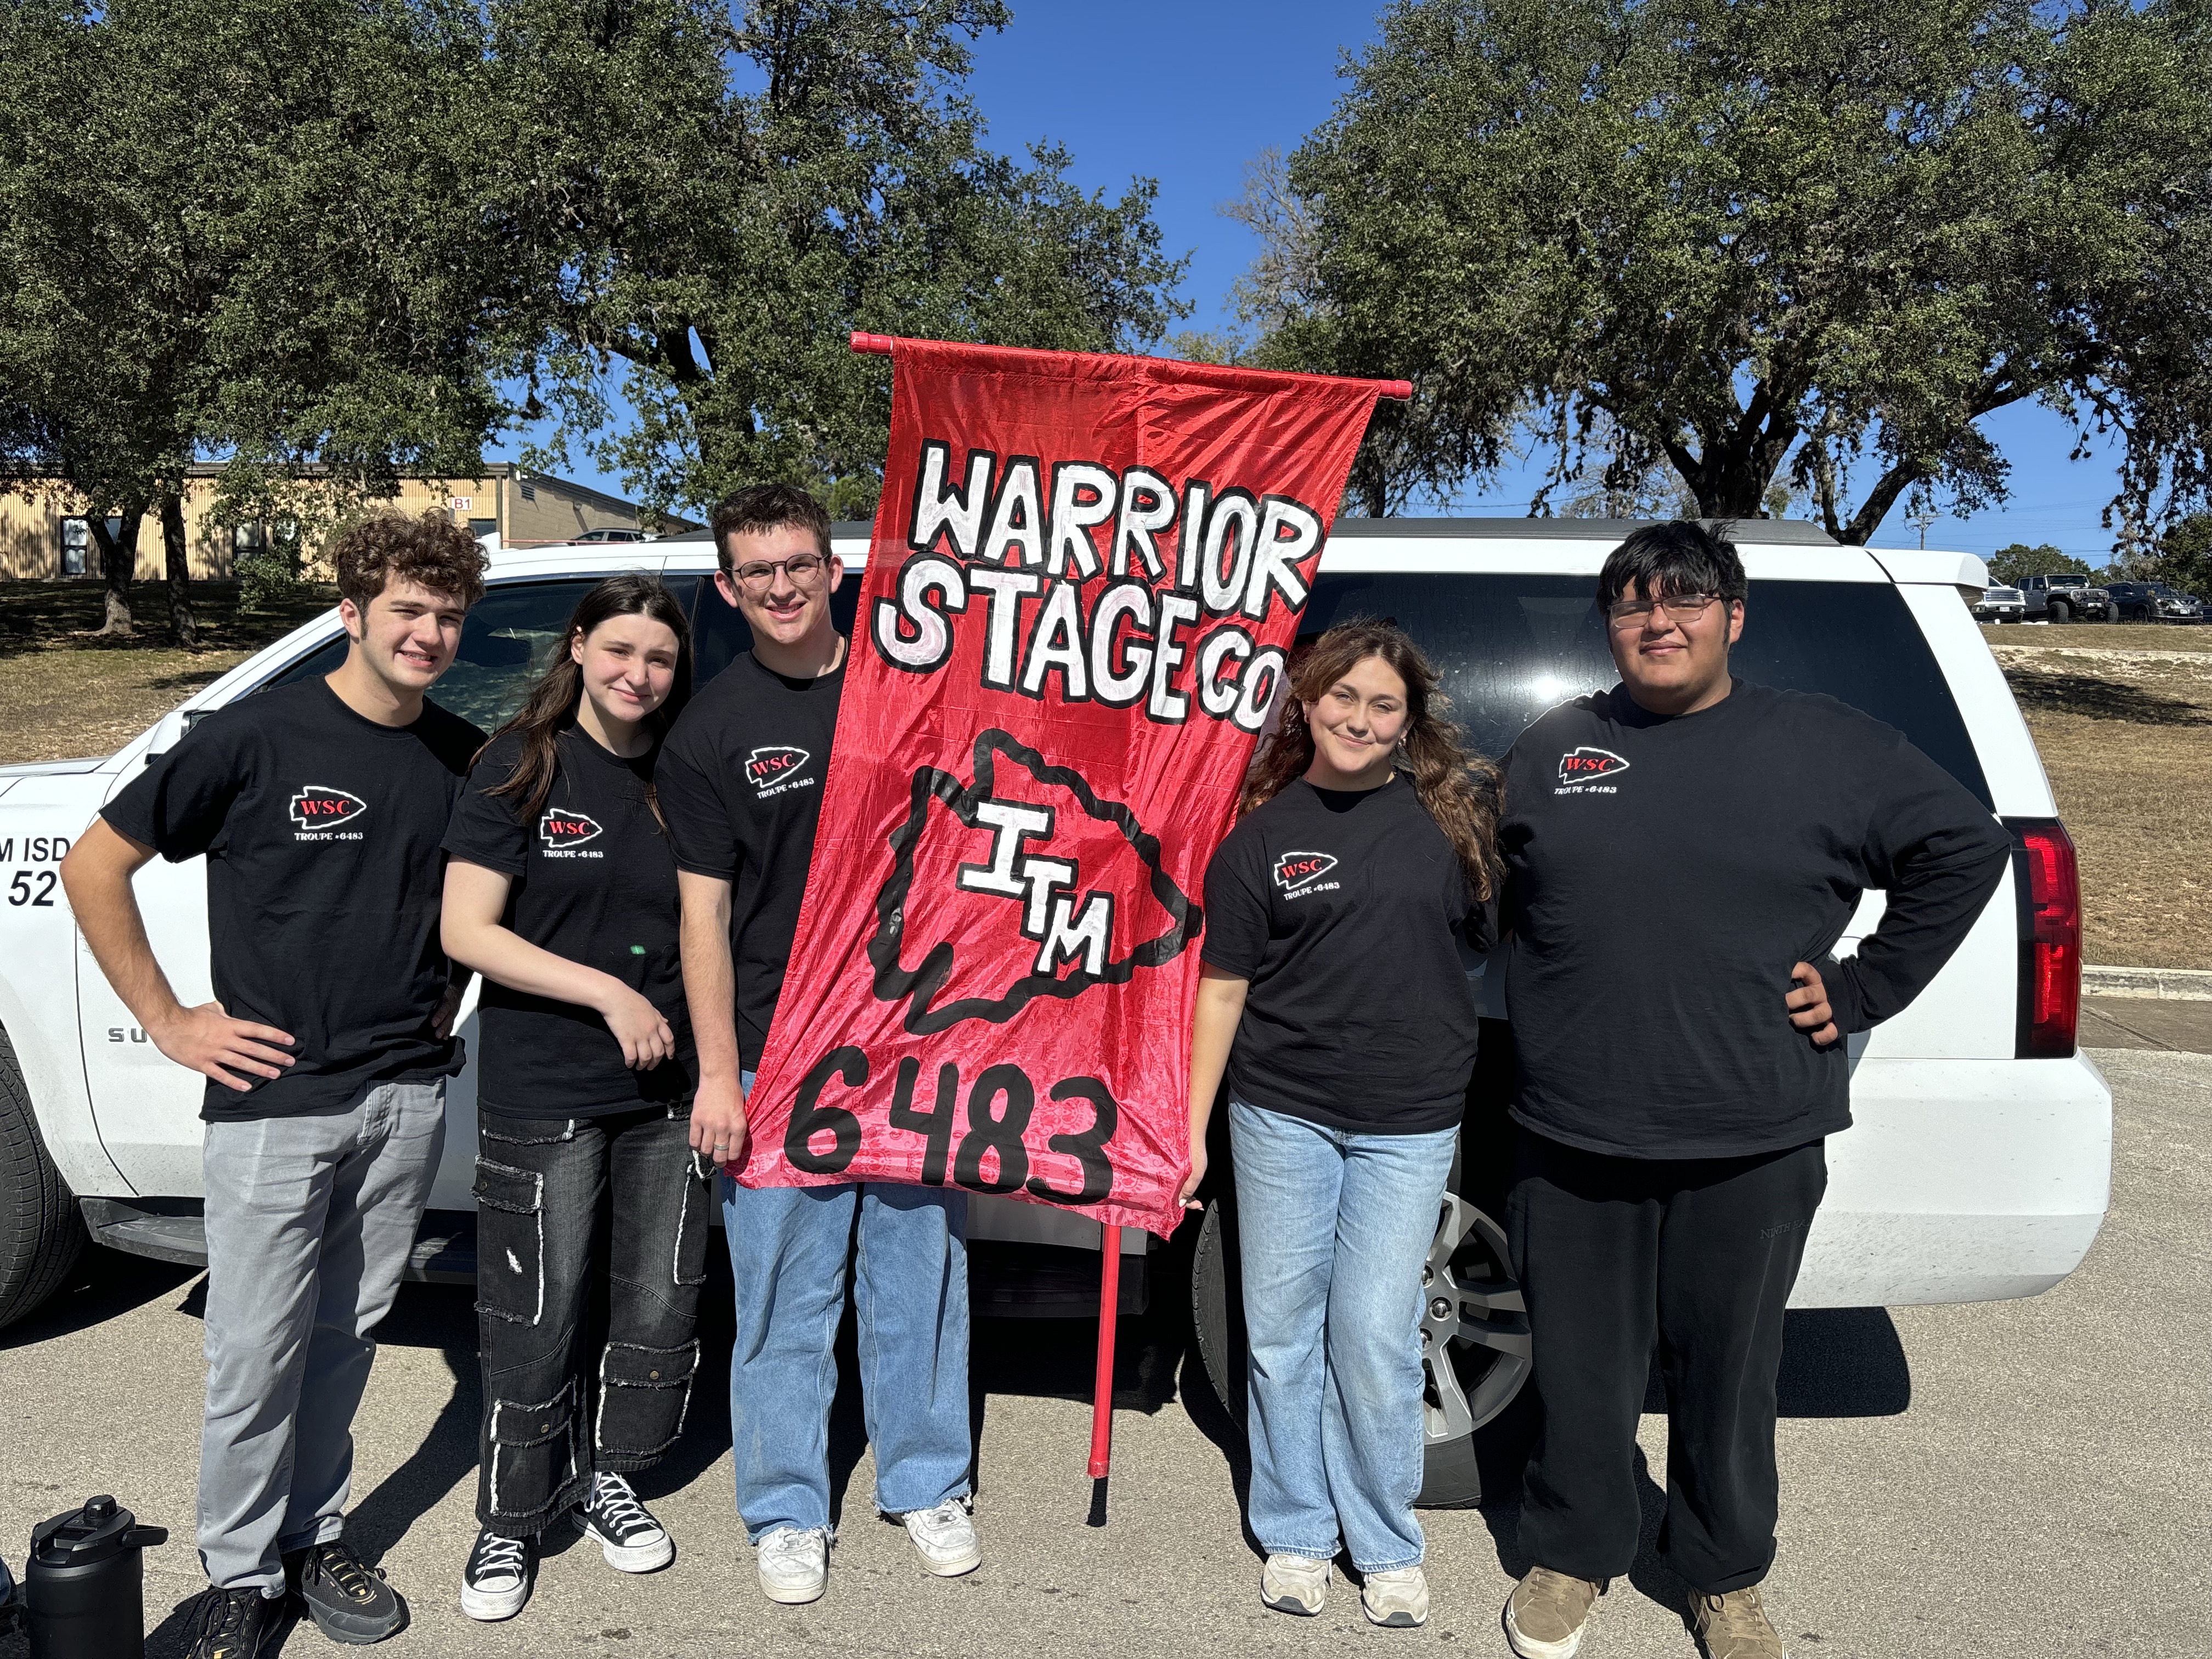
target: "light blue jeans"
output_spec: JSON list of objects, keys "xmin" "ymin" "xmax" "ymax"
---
[
  {"xmin": 721, "ymin": 1073, "xmax": 972, "ymax": 1539},
  {"xmin": 1231, "ymin": 1098, "xmax": 1458, "ymax": 1573}
]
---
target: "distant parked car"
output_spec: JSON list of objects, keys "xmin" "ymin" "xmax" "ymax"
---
[
  {"xmin": 2017, "ymin": 573, "xmax": 2113, "ymax": 623},
  {"xmin": 571, "ymin": 526, "xmax": 652, "ymax": 543},
  {"xmin": 2101, "ymin": 580, "xmax": 2206, "ymax": 624},
  {"xmin": 1973, "ymin": 585, "xmax": 2027, "ymax": 623}
]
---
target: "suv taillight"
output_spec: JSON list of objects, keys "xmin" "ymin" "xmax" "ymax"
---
[{"xmin": 2008, "ymin": 818, "xmax": 2081, "ymax": 1058}]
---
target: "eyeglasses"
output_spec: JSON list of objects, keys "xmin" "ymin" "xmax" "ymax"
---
[
  {"xmin": 729, "ymin": 552, "xmax": 829, "ymax": 594},
  {"xmin": 1606, "ymin": 591, "xmax": 1723, "ymax": 628}
]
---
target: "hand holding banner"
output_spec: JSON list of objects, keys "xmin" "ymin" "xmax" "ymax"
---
[{"xmin": 738, "ymin": 337, "xmax": 1400, "ymax": 1236}]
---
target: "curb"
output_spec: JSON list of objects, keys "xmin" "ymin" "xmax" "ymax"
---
[{"xmin": 2084, "ymin": 965, "xmax": 2212, "ymax": 1002}]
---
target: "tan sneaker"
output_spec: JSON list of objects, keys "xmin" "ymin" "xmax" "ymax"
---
[
  {"xmin": 1688, "ymin": 1585, "xmax": 1786, "ymax": 1659},
  {"xmin": 1503, "ymin": 1566, "xmax": 1605, "ymax": 1658}
]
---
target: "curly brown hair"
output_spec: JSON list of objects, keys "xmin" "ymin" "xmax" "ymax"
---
[
  {"xmin": 1240, "ymin": 619, "xmax": 1503, "ymax": 901},
  {"xmin": 332, "ymin": 510, "xmax": 488, "ymax": 611}
]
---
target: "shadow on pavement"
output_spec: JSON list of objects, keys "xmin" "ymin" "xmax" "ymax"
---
[
  {"xmin": 1480, "ymin": 1307, "xmax": 1911, "ymax": 1612},
  {"xmin": 0, "ymin": 1243, "xmax": 199, "ymax": 1352}
]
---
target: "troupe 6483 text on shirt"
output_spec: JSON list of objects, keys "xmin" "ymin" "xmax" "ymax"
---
[
  {"xmin": 101, "ymin": 678, "xmax": 484, "ymax": 1120},
  {"xmin": 1202, "ymin": 777, "xmax": 1491, "ymax": 1134},
  {"xmin": 654, "ymin": 651, "xmax": 844, "ymax": 1069},
  {"xmin": 442, "ymin": 725, "xmax": 695, "ymax": 1115}
]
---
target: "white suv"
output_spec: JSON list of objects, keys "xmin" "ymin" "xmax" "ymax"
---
[{"xmin": 0, "ymin": 518, "xmax": 2110, "ymax": 1506}]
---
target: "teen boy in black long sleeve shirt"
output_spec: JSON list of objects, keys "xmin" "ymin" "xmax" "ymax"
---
[{"xmin": 1497, "ymin": 523, "xmax": 2010, "ymax": 1659}]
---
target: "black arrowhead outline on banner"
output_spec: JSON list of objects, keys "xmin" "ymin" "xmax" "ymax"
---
[{"xmin": 867, "ymin": 727, "xmax": 1201, "ymax": 1035}]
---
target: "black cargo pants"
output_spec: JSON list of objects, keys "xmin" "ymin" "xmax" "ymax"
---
[
  {"xmin": 1508, "ymin": 1129, "xmax": 1827, "ymax": 1594},
  {"xmin": 472, "ymin": 1103, "xmax": 714, "ymax": 1535}
]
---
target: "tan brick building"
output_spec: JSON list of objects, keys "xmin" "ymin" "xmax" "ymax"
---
[{"xmin": 0, "ymin": 464, "xmax": 691, "ymax": 581}]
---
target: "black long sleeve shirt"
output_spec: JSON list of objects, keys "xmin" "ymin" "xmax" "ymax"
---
[{"xmin": 1499, "ymin": 679, "xmax": 2012, "ymax": 1159}]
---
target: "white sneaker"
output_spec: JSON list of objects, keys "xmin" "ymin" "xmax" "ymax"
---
[
  {"xmin": 900, "ymin": 1499, "xmax": 981, "ymax": 1577},
  {"xmin": 754, "ymin": 1527, "xmax": 830, "ymax": 1605},
  {"xmin": 1363, "ymin": 1565, "xmax": 1430, "ymax": 1628},
  {"xmin": 459, "ymin": 1530, "xmax": 532, "ymax": 1622},
  {"xmin": 1261, "ymin": 1552, "xmax": 1331, "ymax": 1615}
]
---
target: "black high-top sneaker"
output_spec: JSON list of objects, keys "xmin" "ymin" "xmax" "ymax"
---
[
  {"xmin": 460, "ymin": 1528, "xmax": 534, "ymax": 1622},
  {"xmin": 574, "ymin": 1470, "xmax": 675, "ymax": 1572}
]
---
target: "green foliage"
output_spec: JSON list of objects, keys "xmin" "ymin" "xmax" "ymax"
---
[
  {"xmin": 2153, "ymin": 515, "xmax": 2212, "ymax": 596},
  {"xmin": 1240, "ymin": 0, "xmax": 2212, "ymax": 535},
  {"xmin": 1988, "ymin": 543, "xmax": 2090, "ymax": 586},
  {"xmin": 477, "ymin": 1, "xmax": 1189, "ymax": 520},
  {"xmin": 0, "ymin": 0, "xmax": 504, "ymax": 638}
]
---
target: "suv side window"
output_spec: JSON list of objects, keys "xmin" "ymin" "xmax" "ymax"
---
[
  {"xmin": 258, "ymin": 579, "xmax": 606, "ymax": 732},
  {"xmin": 1301, "ymin": 574, "xmax": 1991, "ymax": 806}
]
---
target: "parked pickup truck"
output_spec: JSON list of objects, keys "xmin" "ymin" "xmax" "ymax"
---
[
  {"xmin": 2017, "ymin": 572, "xmax": 2113, "ymax": 622},
  {"xmin": 1971, "ymin": 584, "xmax": 2026, "ymax": 623},
  {"xmin": 0, "ymin": 518, "xmax": 2112, "ymax": 1507}
]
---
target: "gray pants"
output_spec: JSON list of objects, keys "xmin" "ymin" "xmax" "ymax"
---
[{"xmin": 198, "ymin": 1080, "xmax": 445, "ymax": 1592}]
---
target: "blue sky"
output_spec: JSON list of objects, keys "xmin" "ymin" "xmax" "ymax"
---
[{"xmin": 493, "ymin": 0, "xmax": 2132, "ymax": 566}]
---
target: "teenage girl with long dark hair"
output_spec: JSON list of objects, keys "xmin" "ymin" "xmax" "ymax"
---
[
  {"xmin": 1183, "ymin": 619, "xmax": 1502, "ymax": 1630},
  {"xmin": 439, "ymin": 574, "xmax": 707, "ymax": 1621}
]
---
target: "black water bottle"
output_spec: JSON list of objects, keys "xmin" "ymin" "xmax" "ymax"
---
[{"xmin": 25, "ymin": 1495, "xmax": 167, "ymax": 1659}]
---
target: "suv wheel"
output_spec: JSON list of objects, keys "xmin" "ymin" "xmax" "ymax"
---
[
  {"xmin": 0, "ymin": 1025, "xmax": 86, "ymax": 1332},
  {"xmin": 2048, "ymin": 599, "xmax": 2072, "ymax": 623},
  {"xmin": 1189, "ymin": 1158, "xmax": 1534, "ymax": 1508}
]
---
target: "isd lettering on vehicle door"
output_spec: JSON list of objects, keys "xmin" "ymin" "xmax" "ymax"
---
[{"xmin": 737, "ymin": 338, "xmax": 1401, "ymax": 1235}]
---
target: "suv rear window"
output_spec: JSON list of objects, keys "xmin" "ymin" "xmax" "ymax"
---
[{"xmin": 1301, "ymin": 574, "xmax": 1990, "ymax": 806}]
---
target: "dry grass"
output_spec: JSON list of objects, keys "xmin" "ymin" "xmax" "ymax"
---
[
  {"xmin": 0, "ymin": 580, "xmax": 335, "ymax": 764},
  {"xmin": 1980, "ymin": 625, "xmax": 2212, "ymax": 970},
  {"xmin": 0, "ymin": 590, "xmax": 2200, "ymax": 966}
]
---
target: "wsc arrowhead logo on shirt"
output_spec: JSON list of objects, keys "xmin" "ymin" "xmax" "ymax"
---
[
  {"xmin": 1273, "ymin": 851, "xmax": 1338, "ymax": 891},
  {"xmin": 868, "ymin": 729, "xmax": 1200, "ymax": 1035},
  {"xmin": 746, "ymin": 746, "xmax": 811, "ymax": 790},
  {"xmin": 1557, "ymin": 746, "xmax": 1630, "ymax": 785},
  {"xmin": 538, "ymin": 808, "xmax": 603, "ymax": 849},
  {"xmin": 289, "ymin": 786, "xmax": 367, "ymax": 829}
]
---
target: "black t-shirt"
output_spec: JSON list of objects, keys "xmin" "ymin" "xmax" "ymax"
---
[
  {"xmin": 1500, "ymin": 679, "xmax": 2011, "ymax": 1159},
  {"xmin": 1201, "ymin": 776, "xmax": 1488, "ymax": 1133},
  {"xmin": 442, "ymin": 725, "xmax": 694, "ymax": 1116},
  {"xmin": 101, "ymin": 677, "xmax": 483, "ymax": 1122},
  {"xmin": 654, "ymin": 651, "xmax": 844, "ymax": 1070}
]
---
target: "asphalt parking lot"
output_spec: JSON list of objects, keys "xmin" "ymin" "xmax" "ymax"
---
[{"xmin": 3, "ymin": 1043, "xmax": 2206, "ymax": 1659}]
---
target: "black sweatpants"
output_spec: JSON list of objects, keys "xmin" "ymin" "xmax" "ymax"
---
[{"xmin": 1508, "ymin": 1129, "xmax": 1827, "ymax": 1593}]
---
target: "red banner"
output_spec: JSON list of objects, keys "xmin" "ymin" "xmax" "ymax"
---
[{"xmin": 736, "ymin": 338, "xmax": 1392, "ymax": 1235}]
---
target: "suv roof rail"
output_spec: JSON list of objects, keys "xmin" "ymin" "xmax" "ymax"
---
[{"xmin": 764, "ymin": 515, "xmax": 1847, "ymax": 547}]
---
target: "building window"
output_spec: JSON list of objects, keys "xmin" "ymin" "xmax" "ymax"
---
[
  {"xmin": 61, "ymin": 517, "xmax": 89, "ymax": 577},
  {"xmin": 232, "ymin": 523, "xmax": 264, "ymax": 554},
  {"xmin": 469, "ymin": 518, "xmax": 498, "ymax": 541}
]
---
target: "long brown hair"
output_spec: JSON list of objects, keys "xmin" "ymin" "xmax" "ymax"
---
[
  {"xmin": 1240, "ymin": 619, "xmax": 1503, "ymax": 901},
  {"xmin": 482, "ymin": 574, "xmax": 694, "ymax": 823}
]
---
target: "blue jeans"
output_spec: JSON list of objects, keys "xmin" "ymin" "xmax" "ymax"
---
[
  {"xmin": 723, "ymin": 1074, "xmax": 972, "ymax": 1538},
  {"xmin": 1231, "ymin": 1098, "xmax": 1458, "ymax": 1573}
]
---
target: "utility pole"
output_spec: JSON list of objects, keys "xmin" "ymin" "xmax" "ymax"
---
[{"xmin": 1906, "ymin": 504, "xmax": 1939, "ymax": 550}]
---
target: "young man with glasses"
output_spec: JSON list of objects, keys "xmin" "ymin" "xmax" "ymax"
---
[
  {"xmin": 61, "ymin": 513, "xmax": 487, "ymax": 1658},
  {"xmin": 655, "ymin": 484, "xmax": 978, "ymax": 1607},
  {"xmin": 1495, "ymin": 522, "xmax": 2010, "ymax": 1659}
]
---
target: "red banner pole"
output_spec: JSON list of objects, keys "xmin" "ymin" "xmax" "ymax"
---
[{"xmin": 1087, "ymin": 1224, "xmax": 1122, "ymax": 1479}]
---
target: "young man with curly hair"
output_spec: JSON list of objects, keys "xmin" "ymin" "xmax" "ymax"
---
[{"xmin": 64, "ymin": 511, "xmax": 489, "ymax": 1657}]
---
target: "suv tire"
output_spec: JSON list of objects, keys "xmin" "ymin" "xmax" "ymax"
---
[
  {"xmin": 2048, "ymin": 599, "xmax": 2072, "ymax": 623},
  {"xmin": 0, "ymin": 1025, "xmax": 86, "ymax": 1332},
  {"xmin": 1189, "ymin": 1144, "xmax": 1535, "ymax": 1508}
]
